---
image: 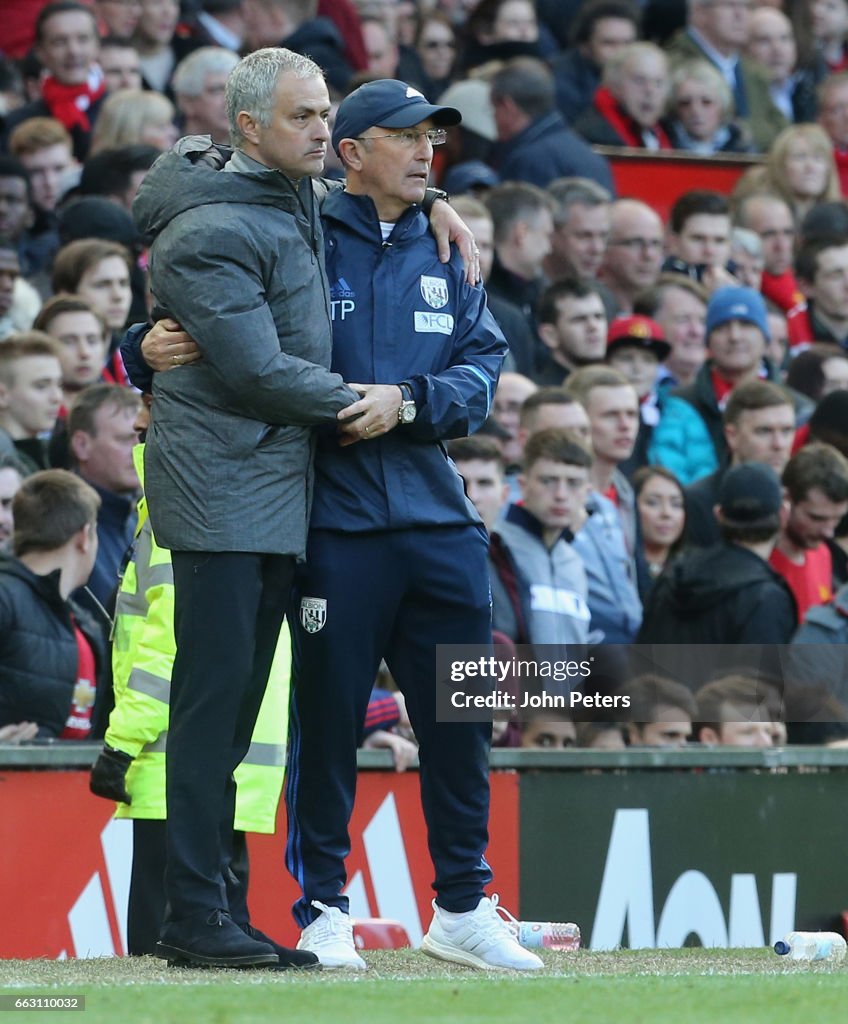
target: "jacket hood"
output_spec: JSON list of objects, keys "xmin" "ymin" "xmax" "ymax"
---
[
  {"xmin": 664, "ymin": 543, "xmax": 776, "ymax": 613},
  {"xmin": 133, "ymin": 135, "xmax": 301, "ymax": 240}
]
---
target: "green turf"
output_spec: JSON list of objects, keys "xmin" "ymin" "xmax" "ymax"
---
[{"xmin": 1, "ymin": 949, "xmax": 847, "ymax": 1024}]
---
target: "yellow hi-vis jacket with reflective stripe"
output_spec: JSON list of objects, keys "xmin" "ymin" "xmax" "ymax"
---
[{"xmin": 106, "ymin": 444, "xmax": 288, "ymax": 830}]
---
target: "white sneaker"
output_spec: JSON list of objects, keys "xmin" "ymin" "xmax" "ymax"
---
[
  {"xmin": 296, "ymin": 900, "xmax": 367, "ymax": 970},
  {"xmin": 420, "ymin": 895, "xmax": 543, "ymax": 971}
]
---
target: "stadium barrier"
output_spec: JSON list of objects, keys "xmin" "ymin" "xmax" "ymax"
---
[
  {"xmin": 1, "ymin": 745, "xmax": 845, "ymax": 958},
  {"xmin": 595, "ymin": 147, "xmax": 763, "ymax": 218}
]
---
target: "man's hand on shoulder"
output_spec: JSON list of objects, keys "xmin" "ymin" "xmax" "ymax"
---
[
  {"xmin": 141, "ymin": 318, "xmax": 202, "ymax": 372},
  {"xmin": 428, "ymin": 199, "xmax": 481, "ymax": 286}
]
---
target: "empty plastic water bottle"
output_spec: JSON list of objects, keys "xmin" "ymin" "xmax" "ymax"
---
[
  {"xmin": 495, "ymin": 901, "xmax": 581, "ymax": 951},
  {"xmin": 774, "ymin": 931, "xmax": 848, "ymax": 961}
]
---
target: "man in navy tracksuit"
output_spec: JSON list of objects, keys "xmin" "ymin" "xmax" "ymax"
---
[{"xmin": 287, "ymin": 80, "xmax": 541, "ymax": 973}]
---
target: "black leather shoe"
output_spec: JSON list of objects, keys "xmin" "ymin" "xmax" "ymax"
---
[
  {"xmin": 243, "ymin": 924, "xmax": 321, "ymax": 970},
  {"xmin": 156, "ymin": 910, "xmax": 279, "ymax": 968}
]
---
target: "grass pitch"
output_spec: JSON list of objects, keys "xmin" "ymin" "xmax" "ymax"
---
[{"xmin": 1, "ymin": 948, "xmax": 847, "ymax": 1024}]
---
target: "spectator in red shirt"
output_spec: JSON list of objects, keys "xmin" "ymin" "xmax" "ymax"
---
[
  {"xmin": 770, "ymin": 442, "xmax": 848, "ymax": 621},
  {"xmin": 575, "ymin": 42, "xmax": 673, "ymax": 150},
  {"xmin": 788, "ymin": 234, "xmax": 848, "ymax": 353},
  {"xmin": 0, "ymin": 469, "xmax": 105, "ymax": 741},
  {"xmin": 733, "ymin": 192, "xmax": 803, "ymax": 314}
]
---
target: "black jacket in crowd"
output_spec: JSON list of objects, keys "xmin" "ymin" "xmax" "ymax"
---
[
  {"xmin": 638, "ymin": 542, "xmax": 797, "ymax": 647},
  {"xmin": 0, "ymin": 554, "xmax": 107, "ymax": 739}
]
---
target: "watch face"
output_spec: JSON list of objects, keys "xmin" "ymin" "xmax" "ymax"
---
[{"xmin": 400, "ymin": 402, "xmax": 417, "ymax": 423}]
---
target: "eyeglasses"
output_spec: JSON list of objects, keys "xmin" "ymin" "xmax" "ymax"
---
[
  {"xmin": 608, "ymin": 237, "xmax": 664, "ymax": 252},
  {"xmin": 356, "ymin": 128, "xmax": 448, "ymax": 147},
  {"xmin": 703, "ymin": 0, "xmax": 752, "ymax": 8},
  {"xmin": 422, "ymin": 39, "xmax": 456, "ymax": 50}
]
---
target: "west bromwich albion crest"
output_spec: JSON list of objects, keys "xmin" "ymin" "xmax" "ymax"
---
[
  {"xmin": 420, "ymin": 275, "xmax": 449, "ymax": 309},
  {"xmin": 300, "ymin": 597, "xmax": 327, "ymax": 633}
]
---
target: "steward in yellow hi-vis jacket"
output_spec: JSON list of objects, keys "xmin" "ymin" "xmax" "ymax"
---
[{"xmin": 90, "ymin": 443, "xmax": 289, "ymax": 956}]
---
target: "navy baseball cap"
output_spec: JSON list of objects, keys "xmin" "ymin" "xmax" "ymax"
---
[{"xmin": 332, "ymin": 79, "xmax": 461, "ymax": 155}]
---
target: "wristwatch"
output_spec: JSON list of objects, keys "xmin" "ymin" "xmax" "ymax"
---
[
  {"xmin": 398, "ymin": 383, "xmax": 417, "ymax": 424},
  {"xmin": 422, "ymin": 187, "xmax": 450, "ymax": 216}
]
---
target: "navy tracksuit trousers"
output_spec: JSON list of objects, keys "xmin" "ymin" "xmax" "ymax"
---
[{"xmin": 285, "ymin": 524, "xmax": 493, "ymax": 926}]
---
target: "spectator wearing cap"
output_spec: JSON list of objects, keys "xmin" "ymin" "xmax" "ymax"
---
[
  {"xmin": 441, "ymin": 161, "xmax": 499, "ymax": 198},
  {"xmin": 606, "ymin": 314, "xmax": 671, "ymax": 476},
  {"xmin": 267, "ymin": 73, "xmax": 535, "ymax": 973},
  {"xmin": 650, "ymin": 285, "xmax": 809, "ymax": 483},
  {"xmin": 638, "ymin": 461, "xmax": 797, "ymax": 645},
  {"xmin": 489, "ymin": 57, "xmax": 614, "ymax": 191},
  {"xmin": 437, "ymin": 78, "xmax": 498, "ymax": 168}
]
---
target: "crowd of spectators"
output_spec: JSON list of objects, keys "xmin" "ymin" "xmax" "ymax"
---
[{"xmin": 2, "ymin": 0, "xmax": 848, "ymax": 755}]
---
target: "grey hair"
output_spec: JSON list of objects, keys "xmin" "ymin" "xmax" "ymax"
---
[
  {"xmin": 225, "ymin": 47, "xmax": 324, "ymax": 149},
  {"xmin": 669, "ymin": 58, "xmax": 733, "ymax": 120},
  {"xmin": 603, "ymin": 41, "xmax": 668, "ymax": 91},
  {"xmin": 172, "ymin": 46, "xmax": 240, "ymax": 98},
  {"xmin": 546, "ymin": 177, "xmax": 612, "ymax": 226},
  {"xmin": 731, "ymin": 227, "xmax": 764, "ymax": 261}
]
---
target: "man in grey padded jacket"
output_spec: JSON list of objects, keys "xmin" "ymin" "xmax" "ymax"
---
[{"xmin": 131, "ymin": 47, "xmax": 361, "ymax": 970}]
